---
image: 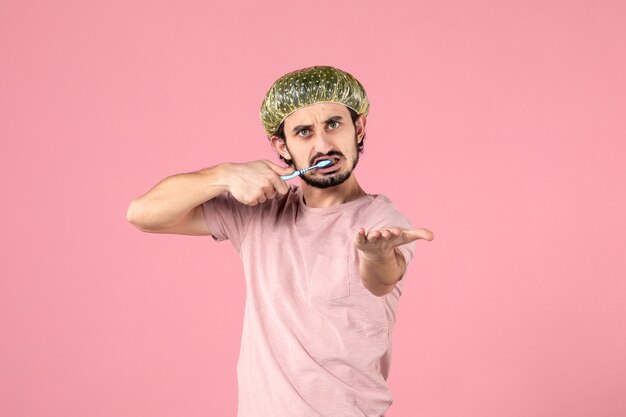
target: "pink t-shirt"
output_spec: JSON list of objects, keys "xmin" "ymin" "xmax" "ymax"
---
[{"xmin": 202, "ymin": 185, "xmax": 416, "ymax": 417}]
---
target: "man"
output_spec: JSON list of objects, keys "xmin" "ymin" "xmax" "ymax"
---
[{"xmin": 127, "ymin": 65, "xmax": 434, "ymax": 417}]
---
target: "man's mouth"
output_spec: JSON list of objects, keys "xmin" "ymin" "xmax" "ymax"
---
[
  {"xmin": 315, "ymin": 158, "xmax": 342, "ymax": 174},
  {"xmin": 312, "ymin": 156, "xmax": 340, "ymax": 166}
]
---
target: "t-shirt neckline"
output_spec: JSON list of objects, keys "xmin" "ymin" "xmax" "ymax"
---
[{"xmin": 296, "ymin": 186, "xmax": 375, "ymax": 215}]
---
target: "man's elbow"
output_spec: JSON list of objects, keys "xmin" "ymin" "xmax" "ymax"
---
[{"xmin": 126, "ymin": 200, "xmax": 157, "ymax": 231}]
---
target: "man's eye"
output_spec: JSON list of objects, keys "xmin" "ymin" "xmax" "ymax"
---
[
  {"xmin": 328, "ymin": 121, "xmax": 340, "ymax": 129},
  {"xmin": 298, "ymin": 129, "xmax": 309, "ymax": 137}
]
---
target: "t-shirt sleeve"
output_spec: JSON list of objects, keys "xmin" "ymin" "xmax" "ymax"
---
[
  {"xmin": 201, "ymin": 192, "xmax": 256, "ymax": 250},
  {"xmin": 364, "ymin": 197, "xmax": 417, "ymax": 281}
]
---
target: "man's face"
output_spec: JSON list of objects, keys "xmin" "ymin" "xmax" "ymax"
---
[{"xmin": 274, "ymin": 102, "xmax": 365, "ymax": 189}]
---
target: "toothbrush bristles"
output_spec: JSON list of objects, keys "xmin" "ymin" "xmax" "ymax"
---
[{"xmin": 317, "ymin": 159, "xmax": 333, "ymax": 168}]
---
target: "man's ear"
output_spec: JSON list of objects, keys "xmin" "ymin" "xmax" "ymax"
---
[
  {"xmin": 270, "ymin": 135, "xmax": 292, "ymax": 161},
  {"xmin": 355, "ymin": 115, "xmax": 367, "ymax": 144}
]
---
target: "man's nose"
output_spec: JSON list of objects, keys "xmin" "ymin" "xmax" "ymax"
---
[{"xmin": 311, "ymin": 130, "xmax": 333, "ymax": 155}]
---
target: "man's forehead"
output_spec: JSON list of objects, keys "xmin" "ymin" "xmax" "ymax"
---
[{"xmin": 284, "ymin": 102, "xmax": 350, "ymax": 127}]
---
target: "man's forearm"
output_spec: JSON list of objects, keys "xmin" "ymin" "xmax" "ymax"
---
[
  {"xmin": 126, "ymin": 164, "xmax": 229, "ymax": 230},
  {"xmin": 358, "ymin": 249, "xmax": 406, "ymax": 296}
]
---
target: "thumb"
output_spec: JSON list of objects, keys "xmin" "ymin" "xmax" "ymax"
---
[
  {"xmin": 264, "ymin": 160, "xmax": 295, "ymax": 176},
  {"xmin": 402, "ymin": 228, "xmax": 435, "ymax": 242}
]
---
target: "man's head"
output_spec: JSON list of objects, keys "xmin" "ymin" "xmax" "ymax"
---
[
  {"xmin": 271, "ymin": 102, "xmax": 366, "ymax": 188},
  {"xmin": 260, "ymin": 66, "xmax": 370, "ymax": 189}
]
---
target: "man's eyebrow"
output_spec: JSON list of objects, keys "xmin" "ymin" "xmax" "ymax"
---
[{"xmin": 291, "ymin": 115, "xmax": 344, "ymax": 134}]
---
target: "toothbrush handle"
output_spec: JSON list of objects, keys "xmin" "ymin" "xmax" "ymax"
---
[
  {"xmin": 280, "ymin": 170, "xmax": 302, "ymax": 180},
  {"xmin": 280, "ymin": 164, "xmax": 320, "ymax": 180}
]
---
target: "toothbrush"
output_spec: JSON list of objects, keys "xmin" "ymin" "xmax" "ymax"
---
[{"xmin": 280, "ymin": 159, "xmax": 333, "ymax": 180}]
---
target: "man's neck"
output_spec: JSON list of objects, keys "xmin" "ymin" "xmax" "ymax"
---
[{"xmin": 300, "ymin": 175, "xmax": 367, "ymax": 208}]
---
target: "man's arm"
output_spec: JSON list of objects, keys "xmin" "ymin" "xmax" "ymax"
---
[
  {"xmin": 126, "ymin": 161, "xmax": 293, "ymax": 235},
  {"xmin": 355, "ymin": 227, "xmax": 434, "ymax": 296}
]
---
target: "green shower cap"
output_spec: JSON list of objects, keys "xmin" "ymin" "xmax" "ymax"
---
[{"xmin": 260, "ymin": 65, "xmax": 370, "ymax": 138}]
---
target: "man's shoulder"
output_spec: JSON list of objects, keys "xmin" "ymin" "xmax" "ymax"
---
[
  {"xmin": 361, "ymin": 193, "xmax": 413, "ymax": 227},
  {"xmin": 365, "ymin": 193, "xmax": 403, "ymax": 213}
]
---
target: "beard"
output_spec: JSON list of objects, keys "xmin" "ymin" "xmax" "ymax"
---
[{"xmin": 291, "ymin": 135, "xmax": 361, "ymax": 189}]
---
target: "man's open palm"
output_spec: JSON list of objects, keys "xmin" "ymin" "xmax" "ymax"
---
[{"xmin": 354, "ymin": 227, "xmax": 434, "ymax": 259}]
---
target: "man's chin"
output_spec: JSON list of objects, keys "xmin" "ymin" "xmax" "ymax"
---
[{"xmin": 301, "ymin": 170, "xmax": 352, "ymax": 189}]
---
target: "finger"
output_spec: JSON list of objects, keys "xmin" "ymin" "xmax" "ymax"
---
[
  {"xmin": 367, "ymin": 228, "xmax": 397, "ymax": 240},
  {"xmin": 264, "ymin": 160, "xmax": 295, "ymax": 176},
  {"xmin": 263, "ymin": 187, "xmax": 276, "ymax": 200},
  {"xmin": 379, "ymin": 229, "xmax": 392, "ymax": 239},
  {"xmin": 244, "ymin": 197, "xmax": 258, "ymax": 206},
  {"xmin": 354, "ymin": 227, "xmax": 367, "ymax": 245},
  {"xmin": 372, "ymin": 227, "xmax": 402, "ymax": 237},
  {"xmin": 389, "ymin": 228, "xmax": 403, "ymax": 237},
  {"xmin": 268, "ymin": 174, "xmax": 289, "ymax": 195},
  {"xmin": 366, "ymin": 230, "xmax": 382, "ymax": 242}
]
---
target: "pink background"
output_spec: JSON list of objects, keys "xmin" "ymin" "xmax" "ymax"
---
[{"xmin": 1, "ymin": 1, "xmax": 625, "ymax": 416}]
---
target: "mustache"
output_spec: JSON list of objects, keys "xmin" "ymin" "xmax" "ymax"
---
[{"xmin": 310, "ymin": 150, "xmax": 344, "ymax": 166}]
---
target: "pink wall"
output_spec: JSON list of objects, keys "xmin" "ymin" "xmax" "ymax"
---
[{"xmin": 1, "ymin": 1, "xmax": 625, "ymax": 416}]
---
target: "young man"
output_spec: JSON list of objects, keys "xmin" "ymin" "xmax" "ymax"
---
[{"xmin": 127, "ymin": 65, "xmax": 434, "ymax": 417}]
